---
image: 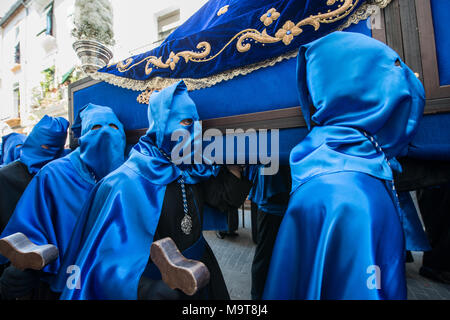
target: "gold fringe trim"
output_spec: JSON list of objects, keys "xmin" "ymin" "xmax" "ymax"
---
[
  {"xmin": 91, "ymin": 0, "xmax": 392, "ymax": 95},
  {"xmin": 337, "ymin": 0, "xmax": 392, "ymax": 30},
  {"xmin": 92, "ymin": 50, "xmax": 300, "ymax": 92}
]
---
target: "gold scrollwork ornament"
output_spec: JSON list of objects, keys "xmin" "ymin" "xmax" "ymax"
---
[
  {"xmin": 116, "ymin": 0, "xmax": 358, "ymax": 74},
  {"xmin": 217, "ymin": 5, "xmax": 229, "ymax": 16}
]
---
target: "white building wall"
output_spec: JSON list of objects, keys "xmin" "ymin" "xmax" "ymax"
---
[{"xmin": 0, "ymin": 8, "xmax": 27, "ymax": 122}]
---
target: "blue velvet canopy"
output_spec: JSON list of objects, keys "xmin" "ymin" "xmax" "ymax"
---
[{"xmin": 93, "ymin": 0, "xmax": 383, "ymax": 91}]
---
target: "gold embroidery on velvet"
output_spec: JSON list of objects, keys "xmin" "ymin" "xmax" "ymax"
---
[
  {"xmin": 114, "ymin": 0, "xmax": 358, "ymax": 73},
  {"xmin": 97, "ymin": 0, "xmax": 390, "ymax": 94},
  {"xmin": 117, "ymin": 58, "xmax": 133, "ymax": 71},
  {"xmin": 237, "ymin": 0, "xmax": 357, "ymax": 52},
  {"xmin": 100, "ymin": 49, "xmax": 300, "ymax": 105},
  {"xmin": 217, "ymin": 5, "xmax": 229, "ymax": 16},
  {"xmin": 260, "ymin": 8, "xmax": 280, "ymax": 26}
]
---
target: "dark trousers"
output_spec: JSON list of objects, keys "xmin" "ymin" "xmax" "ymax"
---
[
  {"xmin": 251, "ymin": 209, "xmax": 283, "ymax": 300},
  {"xmin": 227, "ymin": 208, "xmax": 239, "ymax": 234},
  {"xmin": 417, "ymin": 186, "xmax": 450, "ymax": 272},
  {"xmin": 219, "ymin": 208, "xmax": 239, "ymax": 234}
]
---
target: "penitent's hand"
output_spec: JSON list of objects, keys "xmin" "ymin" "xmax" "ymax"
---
[
  {"xmin": 227, "ymin": 165, "xmax": 244, "ymax": 179},
  {"xmin": 138, "ymin": 277, "xmax": 187, "ymax": 300}
]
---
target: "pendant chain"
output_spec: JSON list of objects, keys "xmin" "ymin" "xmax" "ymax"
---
[{"xmin": 159, "ymin": 148, "xmax": 192, "ymax": 235}]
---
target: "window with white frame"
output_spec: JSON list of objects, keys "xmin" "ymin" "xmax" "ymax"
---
[
  {"xmin": 157, "ymin": 9, "xmax": 180, "ymax": 43},
  {"xmin": 12, "ymin": 83, "xmax": 20, "ymax": 118},
  {"xmin": 13, "ymin": 27, "xmax": 20, "ymax": 65},
  {"xmin": 36, "ymin": 2, "xmax": 54, "ymax": 37}
]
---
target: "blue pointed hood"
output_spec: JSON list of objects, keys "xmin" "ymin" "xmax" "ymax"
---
[
  {"xmin": 291, "ymin": 31, "xmax": 425, "ymax": 192},
  {"xmin": 72, "ymin": 103, "xmax": 126, "ymax": 180},
  {"xmin": 1, "ymin": 132, "xmax": 26, "ymax": 165},
  {"xmin": 19, "ymin": 115, "xmax": 69, "ymax": 174},
  {"xmin": 296, "ymin": 31, "xmax": 425, "ymax": 158},
  {"xmin": 127, "ymin": 80, "xmax": 219, "ymax": 185},
  {"xmin": 146, "ymin": 80, "xmax": 200, "ymax": 157}
]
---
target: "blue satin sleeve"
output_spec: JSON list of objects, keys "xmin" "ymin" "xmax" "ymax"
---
[
  {"xmin": 263, "ymin": 171, "xmax": 407, "ymax": 300},
  {"xmin": 245, "ymin": 165, "xmax": 289, "ymax": 216},
  {"xmin": 0, "ymin": 157, "xmax": 93, "ymax": 275},
  {"xmin": 60, "ymin": 165, "xmax": 166, "ymax": 300}
]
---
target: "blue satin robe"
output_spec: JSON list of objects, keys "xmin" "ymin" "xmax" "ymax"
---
[
  {"xmin": 263, "ymin": 171, "xmax": 407, "ymax": 300},
  {"xmin": 0, "ymin": 149, "xmax": 95, "ymax": 275},
  {"xmin": 58, "ymin": 162, "xmax": 168, "ymax": 299}
]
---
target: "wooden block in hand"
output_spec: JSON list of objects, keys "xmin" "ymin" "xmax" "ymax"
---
[
  {"xmin": 150, "ymin": 237, "xmax": 210, "ymax": 296},
  {"xmin": 0, "ymin": 232, "xmax": 58, "ymax": 271}
]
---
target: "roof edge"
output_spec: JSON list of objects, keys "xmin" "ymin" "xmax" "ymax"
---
[{"xmin": 0, "ymin": 0, "xmax": 31, "ymax": 28}]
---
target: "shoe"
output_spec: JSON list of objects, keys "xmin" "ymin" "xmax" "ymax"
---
[
  {"xmin": 419, "ymin": 266, "xmax": 450, "ymax": 285},
  {"xmin": 215, "ymin": 231, "xmax": 226, "ymax": 239}
]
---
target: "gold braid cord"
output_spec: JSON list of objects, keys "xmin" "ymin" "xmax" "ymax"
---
[{"xmin": 90, "ymin": 0, "xmax": 392, "ymax": 103}]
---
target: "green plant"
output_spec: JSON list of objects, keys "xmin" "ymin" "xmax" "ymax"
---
[
  {"xmin": 31, "ymin": 86, "xmax": 44, "ymax": 107},
  {"xmin": 72, "ymin": 0, "xmax": 115, "ymax": 46},
  {"xmin": 66, "ymin": 67, "xmax": 83, "ymax": 85},
  {"xmin": 40, "ymin": 65, "xmax": 55, "ymax": 95}
]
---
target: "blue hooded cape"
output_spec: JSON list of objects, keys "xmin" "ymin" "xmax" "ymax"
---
[
  {"xmin": 263, "ymin": 32, "xmax": 426, "ymax": 300},
  {"xmin": 58, "ymin": 81, "xmax": 221, "ymax": 299},
  {"xmin": 0, "ymin": 105, "xmax": 125, "ymax": 280},
  {"xmin": 19, "ymin": 115, "xmax": 69, "ymax": 175},
  {"xmin": 0, "ymin": 133, "xmax": 26, "ymax": 166}
]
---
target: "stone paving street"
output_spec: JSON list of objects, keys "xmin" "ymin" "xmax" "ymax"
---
[{"xmin": 204, "ymin": 210, "xmax": 450, "ymax": 300}]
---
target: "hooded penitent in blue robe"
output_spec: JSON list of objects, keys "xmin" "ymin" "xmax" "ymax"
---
[
  {"xmin": 58, "ymin": 81, "xmax": 250, "ymax": 300},
  {"xmin": 0, "ymin": 104, "xmax": 125, "ymax": 282},
  {"xmin": 263, "ymin": 32, "xmax": 426, "ymax": 300},
  {"xmin": 0, "ymin": 133, "xmax": 26, "ymax": 166},
  {"xmin": 0, "ymin": 116, "xmax": 69, "ymax": 234},
  {"xmin": 19, "ymin": 115, "xmax": 69, "ymax": 175}
]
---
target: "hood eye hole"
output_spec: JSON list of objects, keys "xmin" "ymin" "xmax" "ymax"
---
[
  {"xmin": 395, "ymin": 59, "xmax": 402, "ymax": 67},
  {"xmin": 91, "ymin": 124, "xmax": 102, "ymax": 130},
  {"xmin": 180, "ymin": 119, "xmax": 193, "ymax": 126},
  {"xmin": 109, "ymin": 124, "xmax": 119, "ymax": 130},
  {"xmin": 16, "ymin": 144, "xmax": 22, "ymax": 148},
  {"xmin": 41, "ymin": 144, "xmax": 49, "ymax": 150}
]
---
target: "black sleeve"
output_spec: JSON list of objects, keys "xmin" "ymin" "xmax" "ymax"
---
[
  {"xmin": 0, "ymin": 266, "xmax": 41, "ymax": 300},
  {"xmin": 201, "ymin": 167, "xmax": 252, "ymax": 212},
  {"xmin": 394, "ymin": 157, "xmax": 450, "ymax": 192}
]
